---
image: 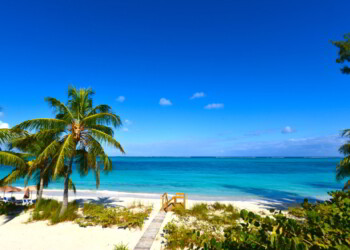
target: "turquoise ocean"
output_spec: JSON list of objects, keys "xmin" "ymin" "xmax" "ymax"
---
[{"xmin": 0, "ymin": 157, "xmax": 344, "ymax": 203}]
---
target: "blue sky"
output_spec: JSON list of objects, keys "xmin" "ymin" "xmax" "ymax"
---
[{"xmin": 0, "ymin": 0, "xmax": 349, "ymax": 156}]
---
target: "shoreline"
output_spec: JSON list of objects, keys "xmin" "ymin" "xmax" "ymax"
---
[
  {"xmin": 13, "ymin": 186, "xmax": 331, "ymax": 203},
  {"xmin": 8, "ymin": 187, "xmax": 311, "ymax": 212}
]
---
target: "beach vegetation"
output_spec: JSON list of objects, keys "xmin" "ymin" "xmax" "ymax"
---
[
  {"xmin": 29, "ymin": 198, "xmax": 79, "ymax": 225},
  {"xmin": 164, "ymin": 190, "xmax": 350, "ymax": 250},
  {"xmin": 15, "ymin": 86, "xmax": 124, "ymax": 216},
  {"xmin": 114, "ymin": 243, "xmax": 129, "ymax": 250},
  {"xmin": 76, "ymin": 202, "xmax": 152, "ymax": 229}
]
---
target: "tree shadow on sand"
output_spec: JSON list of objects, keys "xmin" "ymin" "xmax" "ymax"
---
[
  {"xmin": 0, "ymin": 206, "xmax": 28, "ymax": 225},
  {"xmin": 74, "ymin": 196, "xmax": 125, "ymax": 208},
  {"xmin": 222, "ymin": 184, "xmax": 324, "ymax": 210}
]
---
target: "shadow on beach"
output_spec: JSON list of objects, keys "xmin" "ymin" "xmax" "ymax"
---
[
  {"xmin": 222, "ymin": 184, "xmax": 324, "ymax": 210},
  {"xmin": 74, "ymin": 196, "xmax": 125, "ymax": 208},
  {"xmin": 0, "ymin": 206, "xmax": 28, "ymax": 225}
]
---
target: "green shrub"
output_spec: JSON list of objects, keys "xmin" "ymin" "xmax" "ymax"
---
[
  {"xmin": 163, "ymin": 222, "xmax": 223, "ymax": 250},
  {"xmin": 174, "ymin": 190, "xmax": 350, "ymax": 250},
  {"xmin": 30, "ymin": 199, "xmax": 79, "ymax": 225},
  {"xmin": 287, "ymin": 206, "xmax": 306, "ymax": 218},
  {"xmin": 76, "ymin": 203, "xmax": 152, "ymax": 229}
]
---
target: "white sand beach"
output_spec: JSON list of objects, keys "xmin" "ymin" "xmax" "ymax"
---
[{"xmin": 0, "ymin": 189, "xmax": 275, "ymax": 250}]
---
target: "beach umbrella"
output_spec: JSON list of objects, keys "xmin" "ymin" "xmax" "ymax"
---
[
  {"xmin": 24, "ymin": 186, "xmax": 37, "ymax": 199},
  {"xmin": 0, "ymin": 186, "xmax": 22, "ymax": 197}
]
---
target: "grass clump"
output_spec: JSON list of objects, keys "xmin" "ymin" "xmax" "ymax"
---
[
  {"xmin": 30, "ymin": 199, "xmax": 79, "ymax": 225},
  {"xmin": 76, "ymin": 202, "xmax": 152, "ymax": 229},
  {"xmin": 114, "ymin": 243, "xmax": 129, "ymax": 250}
]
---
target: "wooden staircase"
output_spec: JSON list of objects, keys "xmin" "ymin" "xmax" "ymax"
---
[{"xmin": 161, "ymin": 193, "xmax": 187, "ymax": 212}]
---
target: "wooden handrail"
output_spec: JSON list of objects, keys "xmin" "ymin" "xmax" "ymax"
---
[{"xmin": 161, "ymin": 192, "xmax": 187, "ymax": 212}]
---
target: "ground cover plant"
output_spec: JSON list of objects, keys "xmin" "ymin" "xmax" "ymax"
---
[
  {"xmin": 163, "ymin": 191, "xmax": 350, "ymax": 250},
  {"xmin": 28, "ymin": 198, "xmax": 153, "ymax": 229},
  {"xmin": 76, "ymin": 202, "xmax": 153, "ymax": 229},
  {"xmin": 29, "ymin": 198, "xmax": 79, "ymax": 224},
  {"xmin": 163, "ymin": 202, "xmax": 241, "ymax": 249}
]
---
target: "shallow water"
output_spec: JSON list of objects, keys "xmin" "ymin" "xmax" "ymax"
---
[{"xmin": 0, "ymin": 157, "xmax": 344, "ymax": 203}]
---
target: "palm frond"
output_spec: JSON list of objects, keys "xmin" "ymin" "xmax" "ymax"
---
[
  {"xmin": 89, "ymin": 129, "xmax": 124, "ymax": 153},
  {"xmin": 88, "ymin": 124, "xmax": 114, "ymax": 136},
  {"xmin": 82, "ymin": 113, "xmax": 122, "ymax": 128},
  {"xmin": 339, "ymin": 143, "xmax": 350, "ymax": 155},
  {"xmin": 36, "ymin": 140, "xmax": 61, "ymax": 165},
  {"xmin": 0, "ymin": 128, "xmax": 26, "ymax": 144},
  {"xmin": 0, "ymin": 151, "xmax": 27, "ymax": 168},
  {"xmin": 45, "ymin": 97, "xmax": 74, "ymax": 123},
  {"xmin": 68, "ymin": 86, "xmax": 95, "ymax": 119},
  {"xmin": 15, "ymin": 118, "xmax": 68, "ymax": 131},
  {"xmin": 85, "ymin": 136, "xmax": 113, "ymax": 171},
  {"xmin": 87, "ymin": 104, "xmax": 112, "ymax": 116},
  {"xmin": 75, "ymin": 149, "xmax": 90, "ymax": 177},
  {"xmin": 0, "ymin": 169, "xmax": 25, "ymax": 186},
  {"xmin": 0, "ymin": 169, "xmax": 23, "ymax": 185},
  {"xmin": 336, "ymin": 157, "xmax": 350, "ymax": 181},
  {"xmin": 53, "ymin": 134, "xmax": 76, "ymax": 177}
]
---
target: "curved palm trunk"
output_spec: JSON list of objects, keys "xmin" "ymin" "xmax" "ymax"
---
[
  {"xmin": 60, "ymin": 157, "xmax": 73, "ymax": 216},
  {"xmin": 37, "ymin": 177, "xmax": 44, "ymax": 201}
]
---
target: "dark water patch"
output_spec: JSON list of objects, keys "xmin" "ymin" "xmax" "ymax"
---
[
  {"xmin": 306, "ymin": 182, "xmax": 342, "ymax": 189},
  {"xmin": 221, "ymin": 184, "xmax": 322, "ymax": 210}
]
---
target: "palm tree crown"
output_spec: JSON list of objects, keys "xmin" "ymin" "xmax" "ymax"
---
[{"xmin": 15, "ymin": 86, "xmax": 124, "ymax": 214}]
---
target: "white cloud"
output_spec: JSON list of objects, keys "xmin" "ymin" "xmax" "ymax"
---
[
  {"xmin": 281, "ymin": 126, "xmax": 295, "ymax": 134},
  {"xmin": 124, "ymin": 119, "xmax": 132, "ymax": 125},
  {"xmin": 122, "ymin": 127, "xmax": 129, "ymax": 132},
  {"xmin": 204, "ymin": 103, "xmax": 224, "ymax": 109},
  {"xmin": 159, "ymin": 98, "xmax": 172, "ymax": 106},
  {"xmin": 116, "ymin": 96, "xmax": 125, "ymax": 102},
  {"xmin": 0, "ymin": 121, "xmax": 9, "ymax": 129},
  {"xmin": 190, "ymin": 92, "xmax": 206, "ymax": 100}
]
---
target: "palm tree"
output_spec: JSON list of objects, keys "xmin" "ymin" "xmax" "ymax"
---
[
  {"xmin": 16, "ymin": 86, "xmax": 124, "ymax": 215},
  {"xmin": 8, "ymin": 134, "xmax": 60, "ymax": 201},
  {"xmin": 0, "ymin": 128, "xmax": 32, "ymax": 188},
  {"xmin": 337, "ymin": 130, "xmax": 350, "ymax": 189}
]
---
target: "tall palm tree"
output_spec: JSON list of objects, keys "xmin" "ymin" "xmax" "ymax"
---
[
  {"xmin": 337, "ymin": 130, "xmax": 350, "ymax": 188},
  {"xmin": 8, "ymin": 134, "xmax": 60, "ymax": 201},
  {"xmin": 16, "ymin": 86, "xmax": 124, "ymax": 215}
]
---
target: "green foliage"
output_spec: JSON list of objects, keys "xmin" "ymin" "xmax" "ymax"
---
[
  {"xmin": 30, "ymin": 199, "xmax": 79, "ymax": 225},
  {"xmin": 173, "ymin": 202, "xmax": 240, "ymax": 226},
  {"xmin": 164, "ymin": 202, "xmax": 240, "ymax": 249},
  {"xmin": 287, "ymin": 206, "xmax": 306, "ymax": 218},
  {"xmin": 76, "ymin": 202, "xmax": 152, "ymax": 229},
  {"xmin": 163, "ymin": 222, "xmax": 222, "ymax": 250},
  {"xmin": 164, "ymin": 191, "xmax": 350, "ymax": 250},
  {"xmin": 332, "ymin": 33, "xmax": 350, "ymax": 74},
  {"xmin": 114, "ymin": 243, "xmax": 129, "ymax": 250}
]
